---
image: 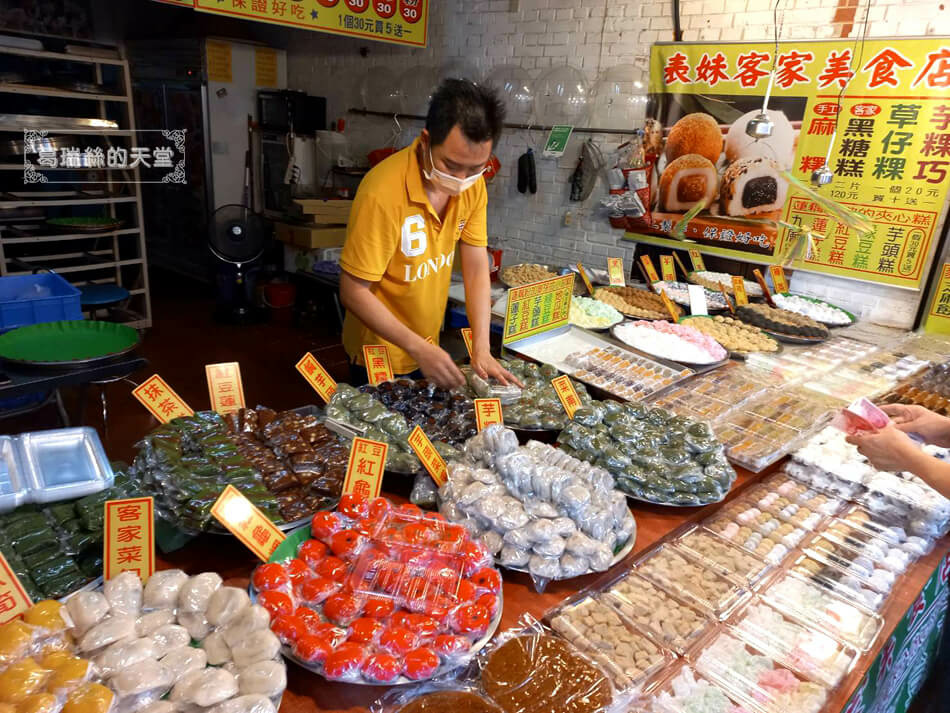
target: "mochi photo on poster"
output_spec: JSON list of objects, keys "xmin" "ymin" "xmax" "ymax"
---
[{"xmin": 646, "ymin": 91, "xmax": 806, "ymax": 255}]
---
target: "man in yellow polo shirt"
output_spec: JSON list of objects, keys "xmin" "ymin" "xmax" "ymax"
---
[{"xmin": 340, "ymin": 79, "xmax": 518, "ymax": 389}]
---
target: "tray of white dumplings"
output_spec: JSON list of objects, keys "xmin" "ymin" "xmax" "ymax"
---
[{"xmin": 64, "ymin": 570, "xmax": 286, "ymax": 713}]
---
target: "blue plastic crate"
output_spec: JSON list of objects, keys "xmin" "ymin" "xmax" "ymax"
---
[{"xmin": 0, "ymin": 273, "xmax": 82, "ymax": 331}]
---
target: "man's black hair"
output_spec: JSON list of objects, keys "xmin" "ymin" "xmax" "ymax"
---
[{"xmin": 426, "ymin": 78, "xmax": 506, "ymax": 147}]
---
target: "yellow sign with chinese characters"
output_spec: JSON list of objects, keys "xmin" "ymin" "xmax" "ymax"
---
[
  {"xmin": 688, "ymin": 249, "xmax": 706, "ymax": 272},
  {"xmin": 660, "ymin": 255, "xmax": 676, "ymax": 282},
  {"xmin": 343, "ymin": 438, "xmax": 388, "ymax": 499},
  {"xmin": 296, "ymin": 352, "xmax": 338, "ymax": 403},
  {"xmin": 0, "ymin": 553, "xmax": 31, "ymax": 624},
  {"xmin": 924, "ymin": 263, "xmax": 950, "ymax": 335},
  {"xmin": 460, "ymin": 328, "xmax": 474, "ymax": 358},
  {"xmin": 503, "ymin": 274, "xmax": 574, "ymax": 344},
  {"xmin": 407, "ymin": 426, "xmax": 447, "ymax": 487},
  {"xmin": 211, "ymin": 486, "xmax": 286, "ymax": 562},
  {"xmin": 255, "ymin": 47, "xmax": 279, "ymax": 87},
  {"xmin": 659, "ymin": 290, "xmax": 680, "ymax": 320},
  {"xmin": 769, "ymin": 265, "xmax": 790, "ymax": 294},
  {"xmin": 474, "ymin": 398, "xmax": 504, "ymax": 431},
  {"xmin": 576, "ymin": 263, "xmax": 594, "ymax": 295},
  {"xmin": 195, "ymin": 0, "xmax": 429, "ymax": 48},
  {"xmin": 640, "ymin": 39, "xmax": 950, "ymax": 289},
  {"xmin": 205, "ymin": 362, "xmax": 245, "ymax": 414},
  {"xmin": 104, "ymin": 497, "xmax": 154, "ymax": 581},
  {"xmin": 132, "ymin": 375, "xmax": 194, "ymax": 424},
  {"xmin": 607, "ymin": 257, "xmax": 625, "ymax": 286},
  {"xmin": 731, "ymin": 276, "xmax": 749, "ymax": 306},
  {"xmin": 551, "ymin": 375, "xmax": 581, "ymax": 419},
  {"xmin": 205, "ymin": 40, "xmax": 232, "ymax": 83},
  {"xmin": 363, "ymin": 345, "xmax": 394, "ymax": 385}
]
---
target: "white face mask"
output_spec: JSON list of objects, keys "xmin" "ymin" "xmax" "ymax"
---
[{"xmin": 423, "ymin": 145, "xmax": 485, "ymax": 196}]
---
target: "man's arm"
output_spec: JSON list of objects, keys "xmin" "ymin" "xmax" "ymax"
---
[
  {"xmin": 340, "ymin": 272, "xmax": 464, "ymax": 387},
  {"xmin": 904, "ymin": 448, "xmax": 950, "ymax": 500}
]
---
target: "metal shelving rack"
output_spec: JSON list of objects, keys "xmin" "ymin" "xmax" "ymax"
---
[{"xmin": 0, "ymin": 36, "xmax": 152, "ymax": 329}]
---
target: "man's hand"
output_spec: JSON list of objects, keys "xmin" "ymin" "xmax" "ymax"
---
[
  {"xmin": 471, "ymin": 348, "xmax": 523, "ymax": 388},
  {"xmin": 846, "ymin": 424, "xmax": 923, "ymax": 473},
  {"xmin": 881, "ymin": 403, "xmax": 950, "ymax": 446},
  {"xmin": 411, "ymin": 341, "xmax": 465, "ymax": 389}
]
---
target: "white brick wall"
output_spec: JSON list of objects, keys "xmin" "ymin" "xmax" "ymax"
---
[{"xmin": 287, "ymin": 0, "xmax": 950, "ymax": 327}]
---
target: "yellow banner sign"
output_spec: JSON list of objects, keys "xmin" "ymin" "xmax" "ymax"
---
[
  {"xmin": 363, "ymin": 345, "xmax": 394, "ymax": 385},
  {"xmin": 659, "ymin": 290, "xmax": 680, "ymax": 320},
  {"xmin": 195, "ymin": 0, "xmax": 429, "ymax": 48},
  {"xmin": 407, "ymin": 426, "xmax": 447, "ymax": 487},
  {"xmin": 551, "ymin": 375, "xmax": 581, "ymax": 419},
  {"xmin": 474, "ymin": 398, "xmax": 504, "ymax": 430},
  {"xmin": 769, "ymin": 265, "xmax": 790, "ymax": 294},
  {"xmin": 205, "ymin": 362, "xmax": 245, "ymax": 414},
  {"xmin": 607, "ymin": 257, "xmax": 625, "ymax": 286},
  {"xmin": 0, "ymin": 553, "xmax": 31, "ymax": 624},
  {"xmin": 576, "ymin": 263, "xmax": 594, "ymax": 295},
  {"xmin": 643, "ymin": 39, "xmax": 950, "ymax": 289},
  {"xmin": 924, "ymin": 263, "xmax": 950, "ymax": 335},
  {"xmin": 255, "ymin": 47, "xmax": 279, "ymax": 87},
  {"xmin": 503, "ymin": 274, "xmax": 574, "ymax": 344},
  {"xmin": 211, "ymin": 486, "xmax": 286, "ymax": 562},
  {"xmin": 132, "ymin": 375, "xmax": 194, "ymax": 424},
  {"xmin": 104, "ymin": 497, "xmax": 154, "ymax": 581},
  {"xmin": 660, "ymin": 255, "xmax": 676, "ymax": 281},
  {"xmin": 688, "ymin": 249, "xmax": 706, "ymax": 272},
  {"xmin": 640, "ymin": 255, "xmax": 660, "ymax": 283},
  {"xmin": 731, "ymin": 276, "xmax": 749, "ymax": 306},
  {"xmin": 460, "ymin": 327, "xmax": 474, "ymax": 358},
  {"xmin": 296, "ymin": 352, "xmax": 338, "ymax": 403},
  {"xmin": 205, "ymin": 39, "xmax": 232, "ymax": 83},
  {"xmin": 343, "ymin": 437, "xmax": 388, "ymax": 499}
]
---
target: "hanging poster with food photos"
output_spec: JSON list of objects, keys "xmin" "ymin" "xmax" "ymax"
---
[{"xmin": 635, "ymin": 39, "xmax": 950, "ymax": 288}]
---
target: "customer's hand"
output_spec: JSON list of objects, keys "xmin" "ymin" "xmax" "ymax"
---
[
  {"xmin": 471, "ymin": 349, "xmax": 523, "ymax": 388},
  {"xmin": 881, "ymin": 403, "xmax": 950, "ymax": 446},
  {"xmin": 412, "ymin": 342, "xmax": 466, "ymax": 389},
  {"xmin": 846, "ymin": 424, "xmax": 923, "ymax": 473}
]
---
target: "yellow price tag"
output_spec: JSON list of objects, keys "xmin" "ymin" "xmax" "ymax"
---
[
  {"xmin": 296, "ymin": 352, "xmax": 338, "ymax": 403},
  {"xmin": 132, "ymin": 375, "xmax": 194, "ymax": 424},
  {"xmin": 551, "ymin": 375, "xmax": 581, "ymax": 419},
  {"xmin": 104, "ymin": 497, "xmax": 155, "ymax": 581},
  {"xmin": 688, "ymin": 249, "xmax": 706, "ymax": 272},
  {"xmin": 503, "ymin": 274, "xmax": 574, "ymax": 344},
  {"xmin": 659, "ymin": 290, "xmax": 680, "ymax": 321},
  {"xmin": 460, "ymin": 328, "xmax": 474, "ymax": 358},
  {"xmin": 363, "ymin": 345, "xmax": 394, "ymax": 386},
  {"xmin": 660, "ymin": 255, "xmax": 676, "ymax": 282},
  {"xmin": 211, "ymin": 486, "xmax": 286, "ymax": 562},
  {"xmin": 205, "ymin": 362, "xmax": 245, "ymax": 414},
  {"xmin": 606, "ymin": 258, "xmax": 625, "ymax": 287},
  {"xmin": 720, "ymin": 284, "xmax": 736, "ymax": 314},
  {"xmin": 769, "ymin": 265, "xmax": 789, "ymax": 294},
  {"xmin": 640, "ymin": 255, "xmax": 660, "ymax": 283},
  {"xmin": 732, "ymin": 276, "xmax": 749, "ymax": 306},
  {"xmin": 343, "ymin": 437, "xmax": 388, "ymax": 499},
  {"xmin": 576, "ymin": 263, "xmax": 594, "ymax": 295},
  {"xmin": 407, "ymin": 426, "xmax": 448, "ymax": 487},
  {"xmin": 0, "ymin": 553, "xmax": 32, "ymax": 624},
  {"xmin": 474, "ymin": 398, "xmax": 504, "ymax": 430}
]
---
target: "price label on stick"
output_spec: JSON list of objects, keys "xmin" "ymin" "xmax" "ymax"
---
[
  {"xmin": 731, "ymin": 276, "xmax": 749, "ymax": 306},
  {"xmin": 363, "ymin": 345, "xmax": 394, "ymax": 386},
  {"xmin": 474, "ymin": 398, "xmax": 503, "ymax": 430},
  {"xmin": 132, "ymin": 374, "xmax": 194, "ymax": 424},
  {"xmin": 0, "ymin": 553, "xmax": 31, "ymax": 624},
  {"xmin": 606, "ymin": 257, "xmax": 625, "ymax": 287},
  {"xmin": 720, "ymin": 284, "xmax": 736, "ymax": 314},
  {"xmin": 576, "ymin": 263, "xmax": 594, "ymax": 295},
  {"xmin": 659, "ymin": 290, "xmax": 680, "ymax": 321},
  {"xmin": 660, "ymin": 255, "xmax": 676, "ymax": 282},
  {"xmin": 205, "ymin": 362, "xmax": 245, "ymax": 414},
  {"xmin": 296, "ymin": 352, "xmax": 337, "ymax": 403},
  {"xmin": 769, "ymin": 265, "xmax": 789, "ymax": 294},
  {"xmin": 343, "ymin": 437, "xmax": 388, "ymax": 498},
  {"xmin": 460, "ymin": 328, "xmax": 474, "ymax": 358},
  {"xmin": 752, "ymin": 269, "xmax": 775, "ymax": 307},
  {"xmin": 688, "ymin": 249, "xmax": 706, "ymax": 272},
  {"xmin": 211, "ymin": 486, "xmax": 286, "ymax": 562},
  {"xmin": 104, "ymin": 497, "xmax": 154, "ymax": 581},
  {"xmin": 551, "ymin": 375, "xmax": 581, "ymax": 418},
  {"xmin": 640, "ymin": 255, "xmax": 660, "ymax": 283},
  {"xmin": 407, "ymin": 426, "xmax": 448, "ymax": 487}
]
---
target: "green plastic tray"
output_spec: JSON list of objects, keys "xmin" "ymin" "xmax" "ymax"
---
[{"xmin": 0, "ymin": 320, "xmax": 139, "ymax": 365}]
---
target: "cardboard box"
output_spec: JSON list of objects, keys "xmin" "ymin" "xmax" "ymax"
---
[
  {"xmin": 275, "ymin": 222, "xmax": 346, "ymax": 250},
  {"xmin": 292, "ymin": 199, "xmax": 353, "ymax": 225}
]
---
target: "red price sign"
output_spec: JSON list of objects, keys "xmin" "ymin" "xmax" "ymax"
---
[
  {"xmin": 317, "ymin": 0, "xmax": 339, "ymax": 6},
  {"xmin": 400, "ymin": 0, "xmax": 422, "ymax": 23},
  {"xmin": 345, "ymin": 0, "xmax": 369, "ymax": 13},
  {"xmin": 373, "ymin": 0, "xmax": 396, "ymax": 17}
]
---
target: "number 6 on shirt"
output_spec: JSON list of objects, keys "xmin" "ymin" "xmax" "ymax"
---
[{"xmin": 401, "ymin": 214, "xmax": 427, "ymax": 257}]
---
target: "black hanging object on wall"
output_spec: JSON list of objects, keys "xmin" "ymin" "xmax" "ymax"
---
[{"xmin": 517, "ymin": 149, "xmax": 537, "ymax": 194}]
